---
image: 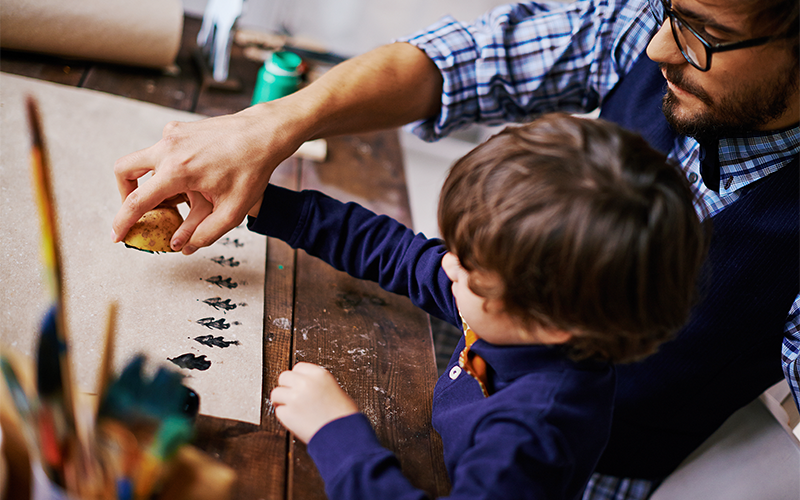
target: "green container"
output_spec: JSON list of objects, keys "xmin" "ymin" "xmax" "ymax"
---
[{"xmin": 251, "ymin": 51, "xmax": 303, "ymax": 104}]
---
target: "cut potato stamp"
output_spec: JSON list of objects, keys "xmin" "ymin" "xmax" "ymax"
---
[{"xmin": 123, "ymin": 206, "xmax": 183, "ymax": 253}]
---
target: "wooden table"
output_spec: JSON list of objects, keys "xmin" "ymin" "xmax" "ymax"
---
[{"xmin": 1, "ymin": 16, "xmax": 449, "ymax": 500}]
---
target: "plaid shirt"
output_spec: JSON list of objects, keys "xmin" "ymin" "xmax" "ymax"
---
[{"xmin": 400, "ymin": 0, "xmax": 800, "ymax": 497}]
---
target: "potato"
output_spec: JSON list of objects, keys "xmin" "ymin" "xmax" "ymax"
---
[{"xmin": 122, "ymin": 206, "xmax": 183, "ymax": 253}]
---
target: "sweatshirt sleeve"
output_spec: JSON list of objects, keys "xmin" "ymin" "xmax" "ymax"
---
[
  {"xmin": 307, "ymin": 410, "xmax": 582, "ymax": 500},
  {"xmin": 247, "ymin": 184, "xmax": 458, "ymax": 325},
  {"xmin": 307, "ymin": 414, "xmax": 431, "ymax": 500}
]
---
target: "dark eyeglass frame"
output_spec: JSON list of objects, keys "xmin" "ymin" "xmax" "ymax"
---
[{"xmin": 652, "ymin": 0, "xmax": 772, "ymax": 71}]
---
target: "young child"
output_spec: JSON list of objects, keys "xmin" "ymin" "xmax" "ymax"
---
[{"xmin": 246, "ymin": 113, "xmax": 708, "ymax": 499}]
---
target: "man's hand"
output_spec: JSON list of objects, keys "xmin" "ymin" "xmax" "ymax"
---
[
  {"xmin": 270, "ymin": 362, "xmax": 359, "ymax": 443},
  {"xmin": 111, "ymin": 102, "xmax": 303, "ymax": 254},
  {"xmin": 111, "ymin": 42, "xmax": 442, "ymax": 255}
]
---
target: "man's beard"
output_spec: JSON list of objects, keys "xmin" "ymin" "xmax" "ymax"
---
[{"xmin": 660, "ymin": 63, "xmax": 798, "ymax": 140}]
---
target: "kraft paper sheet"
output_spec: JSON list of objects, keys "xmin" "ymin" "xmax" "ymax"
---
[
  {"xmin": 0, "ymin": 0, "xmax": 183, "ymax": 69},
  {"xmin": 0, "ymin": 73, "xmax": 265, "ymax": 424}
]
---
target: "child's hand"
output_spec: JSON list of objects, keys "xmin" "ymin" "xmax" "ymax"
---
[{"xmin": 270, "ymin": 362, "xmax": 359, "ymax": 443}]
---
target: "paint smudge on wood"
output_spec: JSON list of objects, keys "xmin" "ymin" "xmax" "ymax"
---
[
  {"xmin": 336, "ymin": 292, "xmax": 362, "ymax": 310},
  {"xmin": 168, "ymin": 353, "xmax": 211, "ymax": 371},
  {"xmin": 194, "ymin": 334, "xmax": 240, "ymax": 348},
  {"xmin": 336, "ymin": 291, "xmax": 388, "ymax": 311},
  {"xmin": 272, "ymin": 317, "xmax": 291, "ymax": 330}
]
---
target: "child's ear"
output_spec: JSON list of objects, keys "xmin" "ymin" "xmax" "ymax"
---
[{"xmin": 537, "ymin": 328, "xmax": 572, "ymax": 345}]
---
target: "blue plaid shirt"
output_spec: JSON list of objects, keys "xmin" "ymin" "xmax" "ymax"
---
[{"xmin": 399, "ymin": 0, "xmax": 800, "ymax": 496}]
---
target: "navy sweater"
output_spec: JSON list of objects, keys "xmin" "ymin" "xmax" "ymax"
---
[
  {"xmin": 598, "ymin": 54, "xmax": 800, "ymax": 478},
  {"xmin": 249, "ymin": 185, "xmax": 614, "ymax": 500}
]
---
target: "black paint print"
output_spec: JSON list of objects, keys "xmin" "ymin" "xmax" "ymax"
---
[
  {"xmin": 168, "ymin": 353, "xmax": 211, "ymax": 371},
  {"xmin": 220, "ymin": 237, "xmax": 245, "ymax": 248},
  {"xmin": 197, "ymin": 317, "xmax": 231, "ymax": 330},
  {"xmin": 123, "ymin": 243, "xmax": 158, "ymax": 254},
  {"xmin": 205, "ymin": 276, "xmax": 238, "ymax": 289},
  {"xmin": 194, "ymin": 334, "xmax": 240, "ymax": 348},
  {"xmin": 368, "ymin": 295, "xmax": 387, "ymax": 306},
  {"xmin": 203, "ymin": 297, "xmax": 237, "ymax": 312},
  {"xmin": 336, "ymin": 292, "xmax": 362, "ymax": 310},
  {"xmin": 335, "ymin": 291, "xmax": 388, "ymax": 311},
  {"xmin": 211, "ymin": 256, "xmax": 240, "ymax": 267}
]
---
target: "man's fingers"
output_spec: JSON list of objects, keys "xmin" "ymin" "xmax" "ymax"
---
[
  {"xmin": 163, "ymin": 193, "xmax": 190, "ymax": 207},
  {"xmin": 172, "ymin": 192, "xmax": 213, "ymax": 252},
  {"xmin": 111, "ymin": 174, "xmax": 181, "ymax": 243},
  {"xmin": 183, "ymin": 204, "xmax": 247, "ymax": 255},
  {"xmin": 113, "ymin": 145, "xmax": 160, "ymax": 203},
  {"xmin": 112, "ymin": 144, "xmax": 174, "ymax": 243}
]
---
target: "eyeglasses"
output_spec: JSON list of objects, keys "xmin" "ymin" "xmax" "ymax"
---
[{"xmin": 649, "ymin": 0, "xmax": 772, "ymax": 71}]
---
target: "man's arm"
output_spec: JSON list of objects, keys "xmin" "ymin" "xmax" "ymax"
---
[
  {"xmin": 113, "ymin": 0, "xmax": 646, "ymax": 254},
  {"xmin": 111, "ymin": 42, "xmax": 442, "ymax": 254}
]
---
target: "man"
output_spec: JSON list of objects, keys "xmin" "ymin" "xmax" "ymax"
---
[{"xmin": 112, "ymin": 0, "xmax": 799, "ymax": 498}]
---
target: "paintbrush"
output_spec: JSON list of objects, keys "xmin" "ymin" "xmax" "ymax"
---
[
  {"xmin": 97, "ymin": 302, "xmax": 119, "ymax": 408},
  {"xmin": 0, "ymin": 355, "xmax": 42, "ymax": 464},
  {"xmin": 27, "ymin": 96, "xmax": 84, "ymax": 488},
  {"xmin": 97, "ymin": 355, "xmax": 199, "ymax": 499},
  {"xmin": 133, "ymin": 415, "xmax": 195, "ymax": 499}
]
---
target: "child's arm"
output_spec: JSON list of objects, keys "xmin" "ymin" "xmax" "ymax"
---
[
  {"xmin": 247, "ymin": 184, "xmax": 459, "ymax": 326},
  {"xmin": 286, "ymin": 384, "xmax": 583, "ymax": 500},
  {"xmin": 296, "ymin": 372, "xmax": 611, "ymax": 500}
]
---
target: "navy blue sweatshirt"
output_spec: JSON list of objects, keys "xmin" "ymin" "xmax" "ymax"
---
[{"xmin": 249, "ymin": 185, "xmax": 614, "ymax": 500}]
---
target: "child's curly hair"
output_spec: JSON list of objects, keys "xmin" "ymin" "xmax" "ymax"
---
[{"xmin": 438, "ymin": 113, "xmax": 708, "ymax": 363}]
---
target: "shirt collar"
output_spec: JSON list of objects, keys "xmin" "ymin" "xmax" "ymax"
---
[
  {"xmin": 470, "ymin": 339, "xmax": 609, "ymax": 391},
  {"xmin": 457, "ymin": 310, "xmax": 609, "ymax": 392},
  {"xmin": 714, "ymin": 125, "xmax": 800, "ymax": 196}
]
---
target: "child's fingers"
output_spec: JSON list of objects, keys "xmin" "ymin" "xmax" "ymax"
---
[
  {"xmin": 276, "ymin": 369, "xmax": 300, "ymax": 388},
  {"xmin": 269, "ymin": 385, "xmax": 290, "ymax": 406},
  {"xmin": 291, "ymin": 362, "xmax": 327, "ymax": 375}
]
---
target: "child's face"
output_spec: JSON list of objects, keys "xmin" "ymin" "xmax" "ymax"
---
[
  {"xmin": 442, "ymin": 252, "xmax": 572, "ymax": 346},
  {"xmin": 442, "ymin": 252, "xmax": 531, "ymax": 345}
]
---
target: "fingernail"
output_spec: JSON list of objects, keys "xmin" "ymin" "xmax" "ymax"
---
[
  {"xmin": 184, "ymin": 245, "xmax": 197, "ymax": 255},
  {"xmin": 111, "ymin": 230, "xmax": 118, "ymax": 243},
  {"xmin": 171, "ymin": 238, "xmax": 183, "ymax": 251}
]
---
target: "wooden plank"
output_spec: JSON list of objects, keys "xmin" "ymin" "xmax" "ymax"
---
[
  {"xmin": 310, "ymin": 132, "xmax": 416, "ymax": 227},
  {"xmin": 69, "ymin": 14, "xmax": 260, "ymax": 116},
  {"xmin": 79, "ymin": 63, "xmax": 198, "ymax": 111},
  {"xmin": 289, "ymin": 131, "xmax": 449, "ymax": 499},
  {"xmin": 0, "ymin": 49, "xmax": 87, "ymax": 86},
  {"xmin": 290, "ymin": 255, "xmax": 449, "ymax": 498}
]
